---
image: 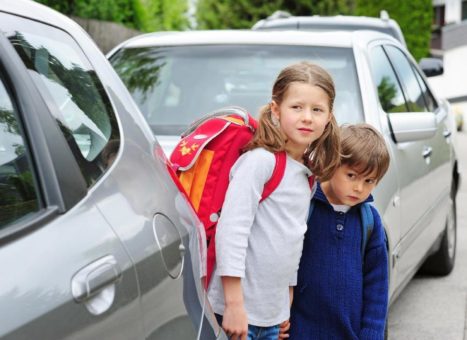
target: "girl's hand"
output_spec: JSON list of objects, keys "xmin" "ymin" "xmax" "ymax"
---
[
  {"xmin": 278, "ymin": 319, "xmax": 290, "ymax": 339},
  {"xmin": 222, "ymin": 303, "xmax": 248, "ymax": 340}
]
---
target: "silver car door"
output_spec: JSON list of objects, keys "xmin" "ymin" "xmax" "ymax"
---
[{"xmin": 0, "ymin": 34, "xmax": 143, "ymax": 339}]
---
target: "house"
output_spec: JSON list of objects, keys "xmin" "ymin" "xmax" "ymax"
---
[{"xmin": 429, "ymin": 0, "xmax": 467, "ymax": 115}]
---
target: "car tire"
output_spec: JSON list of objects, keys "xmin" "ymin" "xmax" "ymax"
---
[{"xmin": 420, "ymin": 188, "xmax": 456, "ymax": 276}]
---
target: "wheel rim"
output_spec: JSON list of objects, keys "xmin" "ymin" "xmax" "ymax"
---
[{"xmin": 446, "ymin": 198, "xmax": 456, "ymax": 260}]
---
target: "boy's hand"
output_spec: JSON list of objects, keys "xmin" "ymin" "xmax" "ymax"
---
[
  {"xmin": 222, "ymin": 303, "xmax": 248, "ymax": 340},
  {"xmin": 278, "ymin": 319, "xmax": 290, "ymax": 339}
]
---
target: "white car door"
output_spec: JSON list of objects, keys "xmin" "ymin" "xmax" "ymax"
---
[{"xmin": 368, "ymin": 44, "xmax": 434, "ymax": 287}]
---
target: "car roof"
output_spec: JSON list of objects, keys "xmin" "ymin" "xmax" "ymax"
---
[
  {"xmin": 252, "ymin": 14, "xmax": 406, "ymax": 47},
  {"xmin": 110, "ymin": 29, "xmax": 395, "ymax": 53},
  {"xmin": 254, "ymin": 15, "xmax": 398, "ymax": 30}
]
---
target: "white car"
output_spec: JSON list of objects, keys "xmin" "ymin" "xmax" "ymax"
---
[{"xmin": 108, "ymin": 29, "xmax": 460, "ymax": 306}]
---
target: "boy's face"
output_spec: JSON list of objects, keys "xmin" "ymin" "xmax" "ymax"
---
[{"xmin": 321, "ymin": 164, "xmax": 378, "ymax": 206}]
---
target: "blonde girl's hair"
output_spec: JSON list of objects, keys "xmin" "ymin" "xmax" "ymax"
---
[
  {"xmin": 340, "ymin": 123, "xmax": 390, "ymax": 182},
  {"xmin": 246, "ymin": 61, "xmax": 341, "ymax": 182}
]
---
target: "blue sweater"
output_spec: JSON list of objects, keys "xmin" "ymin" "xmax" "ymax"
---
[{"xmin": 290, "ymin": 184, "xmax": 388, "ymax": 340}]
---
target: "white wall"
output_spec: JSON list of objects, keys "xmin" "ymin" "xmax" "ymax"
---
[
  {"xmin": 432, "ymin": 0, "xmax": 462, "ymax": 23},
  {"xmin": 428, "ymin": 45, "xmax": 467, "ymax": 99}
]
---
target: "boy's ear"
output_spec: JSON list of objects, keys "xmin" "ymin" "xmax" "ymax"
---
[{"xmin": 271, "ymin": 100, "xmax": 280, "ymax": 120}]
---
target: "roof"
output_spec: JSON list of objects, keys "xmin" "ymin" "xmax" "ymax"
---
[
  {"xmin": 252, "ymin": 14, "xmax": 406, "ymax": 47},
  {"xmin": 113, "ymin": 29, "xmax": 359, "ymax": 51}
]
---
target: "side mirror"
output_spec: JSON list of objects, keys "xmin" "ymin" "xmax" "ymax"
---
[
  {"xmin": 418, "ymin": 57, "xmax": 444, "ymax": 77},
  {"xmin": 388, "ymin": 112, "xmax": 437, "ymax": 143}
]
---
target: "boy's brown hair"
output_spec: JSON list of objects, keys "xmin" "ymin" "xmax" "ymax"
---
[
  {"xmin": 246, "ymin": 61, "xmax": 341, "ymax": 182},
  {"xmin": 340, "ymin": 123, "xmax": 390, "ymax": 182}
]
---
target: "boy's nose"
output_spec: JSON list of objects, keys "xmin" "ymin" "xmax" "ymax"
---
[{"xmin": 353, "ymin": 181, "xmax": 364, "ymax": 192}]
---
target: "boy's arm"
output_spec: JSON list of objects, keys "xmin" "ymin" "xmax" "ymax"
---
[
  {"xmin": 221, "ymin": 276, "xmax": 248, "ymax": 340},
  {"xmin": 360, "ymin": 207, "xmax": 389, "ymax": 340}
]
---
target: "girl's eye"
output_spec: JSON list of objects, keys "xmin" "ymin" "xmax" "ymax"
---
[
  {"xmin": 292, "ymin": 105, "xmax": 301, "ymax": 110},
  {"xmin": 313, "ymin": 107, "xmax": 323, "ymax": 112},
  {"xmin": 347, "ymin": 173, "xmax": 356, "ymax": 180},
  {"xmin": 366, "ymin": 179, "xmax": 376, "ymax": 184}
]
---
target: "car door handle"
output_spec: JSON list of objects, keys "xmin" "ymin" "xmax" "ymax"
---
[
  {"xmin": 422, "ymin": 146, "xmax": 433, "ymax": 159},
  {"xmin": 71, "ymin": 255, "xmax": 122, "ymax": 303},
  {"xmin": 443, "ymin": 130, "xmax": 452, "ymax": 138}
]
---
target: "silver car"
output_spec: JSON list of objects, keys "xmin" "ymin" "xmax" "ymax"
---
[
  {"xmin": 108, "ymin": 29, "xmax": 460, "ymax": 306},
  {"xmin": 0, "ymin": 1, "xmax": 219, "ymax": 339}
]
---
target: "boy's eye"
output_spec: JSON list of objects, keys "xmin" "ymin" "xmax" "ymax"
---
[
  {"xmin": 313, "ymin": 107, "xmax": 323, "ymax": 112},
  {"xmin": 292, "ymin": 105, "xmax": 302, "ymax": 110},
  {"xmin": 366, "ymin": 178, "xmax": 376, "ymax": 184},
  {"xmin": 347, "ymin": 173, "xmax": 356, "ymax": 179}
]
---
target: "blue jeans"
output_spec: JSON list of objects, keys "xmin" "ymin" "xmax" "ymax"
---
[{"xmin": 215, "ymin": 314, "xmax": 280, "ymax": 340}]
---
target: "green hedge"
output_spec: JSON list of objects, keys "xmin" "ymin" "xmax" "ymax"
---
[
  {"xmin": 34, "ymin": 0, "xmax": 189, "ymax": 31},
  {"xmin": 356, "ymin": 0, "xmax": 432, "ymax": 60},
  {"xmin": 196, "ymin": 0, "xmax": 353, "ymax": 30},
  {"xmin": 196, "ymin": 0, "xmax": 431, "ymax": 60}
]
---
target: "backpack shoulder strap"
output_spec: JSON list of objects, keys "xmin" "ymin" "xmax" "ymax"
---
[
  {"xmin": 359, "ymin": 203, "xmax": 374, "ymax": 260},
  {"xmin": 260, "ymin": 151, "xmax": 287, "ymax": 202}
]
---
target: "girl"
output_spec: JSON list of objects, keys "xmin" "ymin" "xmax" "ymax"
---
[{"xmin": 207, "ymin": 61, "xmax": 341, "ymax": 340}]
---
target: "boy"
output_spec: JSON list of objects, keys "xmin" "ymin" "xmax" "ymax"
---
[{"xmin": 286, "ymin": 123, "xmax": 390, "ymax": 340}]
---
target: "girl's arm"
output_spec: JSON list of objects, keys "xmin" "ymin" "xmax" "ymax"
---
[
  {"xmin": 221, "ymin": 276, "xmax": 248, "ymax": 340},
  {"xmin": 278, "ymin": 286, "xmax": 294, "ymax": 339},
  {"xmin": 359, "ymin": 207, "xmax": 389, "ymax": 340}
]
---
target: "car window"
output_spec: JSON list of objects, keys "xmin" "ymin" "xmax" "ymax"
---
[
  {"xmin": 383, "ymin": 45, "xmax": 427, "ymax": 112},
  {"xmin": 0, "ymin": 74, "xmax": 40, "ymax": 229},
  {"xmin": 1, "ymin": 13, "xmax": 120, "ymax": 187},
  {"xmin": 411, "ymin": 64, "xmax": 439, "ymax": 112},
  {"xmin": 110, "ymin": 45, "xmax": 363, "ymax": 134},
  {"xmin": 369, "ymin": 45, "xmax": 408, "ymax": 113}
]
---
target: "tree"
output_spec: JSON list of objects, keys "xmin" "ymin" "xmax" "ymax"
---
[
  {"xmin": 34, "ymin": 0, "xmax": 189, "ymax": 31},
  {"xmin": 196, "ymin": 0, "xmax": 354, "ymax": 29},
  {"xmin": 356, "ymin": 0, "xmax": 432, "ymax": 60}
]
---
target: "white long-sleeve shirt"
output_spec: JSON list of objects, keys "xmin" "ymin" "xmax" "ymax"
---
[{"xmin": 207, "ymin": 147, "xmax": 312, "ymax": 327}]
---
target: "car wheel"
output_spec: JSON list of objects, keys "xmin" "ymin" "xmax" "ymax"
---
[{"xmin": 420, "ymin": 190, "xmax": 456, "ymax": 276}]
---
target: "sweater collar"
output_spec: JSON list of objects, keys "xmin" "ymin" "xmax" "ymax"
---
[{"xmin": 314, "ymin": 181, "xmax": 374, "ymax": 206}]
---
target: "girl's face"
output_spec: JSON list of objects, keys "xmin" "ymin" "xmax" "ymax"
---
[{"xmin": 271, "ymin": 82, "xmax": 332, "ymax": 161}]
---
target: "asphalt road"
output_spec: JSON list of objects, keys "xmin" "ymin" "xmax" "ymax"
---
[{"xmin": 387, "ymin": 130, "xmax": 467, "ymax": 340}]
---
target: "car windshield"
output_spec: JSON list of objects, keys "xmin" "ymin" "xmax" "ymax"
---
[{"xmin": 110, "ymin": 44, "xmax": 362, "ymax": 135}]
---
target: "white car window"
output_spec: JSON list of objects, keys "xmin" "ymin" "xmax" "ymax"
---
[
  {"xmin": 384, "ymin": 45, "xmax": 428, "ymax": 113},
  {"xmin": 369, "ymin": 45, "xmax": 408, "ymax": 113},
  {"xmin": 111, "ymin": 45, "xmax": 363, "ymax": 134}
]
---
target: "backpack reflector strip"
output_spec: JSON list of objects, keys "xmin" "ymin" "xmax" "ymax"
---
[{"xmin": 179, "ymin": 149, "xmax": 214, "ymax": 211}]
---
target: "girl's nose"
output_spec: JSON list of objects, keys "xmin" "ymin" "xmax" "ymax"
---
[{"xmin": 302, "ymin": 109, "xmax": 313, "ymax": 122}]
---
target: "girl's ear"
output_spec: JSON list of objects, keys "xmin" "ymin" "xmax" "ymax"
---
[{"xmin": 271, "ymin": 100, "xmax": 280, "ymax": 120}]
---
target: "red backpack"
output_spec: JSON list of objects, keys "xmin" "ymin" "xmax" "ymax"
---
[{"xmin": 169, "ymin": 106, "xmax": 313, "ymax": 287}]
